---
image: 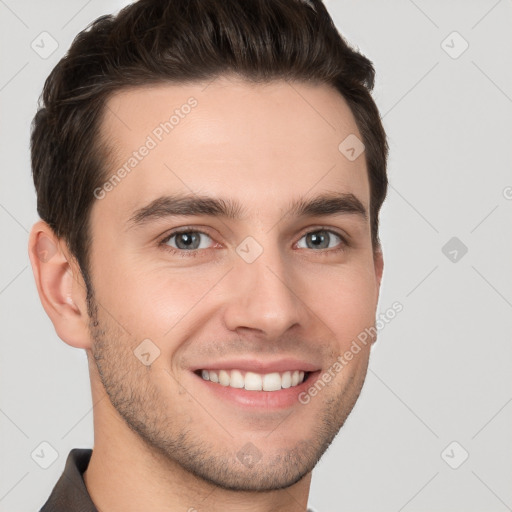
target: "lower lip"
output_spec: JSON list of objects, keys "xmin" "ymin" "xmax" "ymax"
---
[{"xmin": 192, "ymin": 371, "xmax": 321, "ymax": 410}]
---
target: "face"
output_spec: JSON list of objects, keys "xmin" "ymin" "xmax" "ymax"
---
[{"xmin": 86, "ymin": 76, "xmax": 383, "ymax": 491}]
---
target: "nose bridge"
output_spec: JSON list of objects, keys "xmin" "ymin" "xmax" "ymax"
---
[{"xmin": 222, "ymin": 237, "xmax": 304, "ymax": 337}]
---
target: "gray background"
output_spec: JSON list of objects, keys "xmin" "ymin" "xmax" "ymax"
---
[{"xmin": 1, "ymin": 0, "xmax": 511, "ymax": 511}]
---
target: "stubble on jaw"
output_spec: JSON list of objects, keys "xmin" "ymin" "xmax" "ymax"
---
[{"xmin": 84, "ymin": 286, "xmax": 370, "ymax": 492}]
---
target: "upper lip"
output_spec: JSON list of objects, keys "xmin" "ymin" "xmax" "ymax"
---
[{"xmin": 190, "ymin": 358, "xmax": 321, "ymax": 374}]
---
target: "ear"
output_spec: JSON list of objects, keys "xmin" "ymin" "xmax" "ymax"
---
[
  {"xmin": 28, "ymin": 220, "xmax": 91, "ymax": 349},
  {"xmin": 370, "ymin": 247, "xmax": 384, "ymax": 346},
  {"xmin": 373, "ymin": 246, "xmax": 384, "ymax": 297}
]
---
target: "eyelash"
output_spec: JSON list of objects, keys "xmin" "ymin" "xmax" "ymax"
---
[{"xmin": 158, "ymin": 227, "xmax": 349, "ymax": 258}]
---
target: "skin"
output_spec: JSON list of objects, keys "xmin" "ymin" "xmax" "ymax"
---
[{"xmin": 29, "ymin": 76, "xmax": 383, "ymax": 512}]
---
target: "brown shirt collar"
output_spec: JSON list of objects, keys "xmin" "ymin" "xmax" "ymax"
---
[{"xmin": 39, "ymin": 449, "xmax": 98, "ymax": 512}]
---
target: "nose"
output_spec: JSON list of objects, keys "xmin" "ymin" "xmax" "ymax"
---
[{"xmin": 222, "ymin": 242, "xmax": 306, "ymax": 340}]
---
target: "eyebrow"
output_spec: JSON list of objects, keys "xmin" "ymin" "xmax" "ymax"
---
[{"xmin": 126, "ymin": 191, "xmax": 368, "ymax": 229}]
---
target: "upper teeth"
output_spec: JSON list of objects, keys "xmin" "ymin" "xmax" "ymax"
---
[{"xmin": 200, "ymin": 369, "xmax": 306, "ymax": 391}]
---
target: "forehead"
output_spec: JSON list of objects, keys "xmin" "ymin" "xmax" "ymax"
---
[{"xmin": 94, "ymin": 77, "xmax": 369, "ymax": 226}]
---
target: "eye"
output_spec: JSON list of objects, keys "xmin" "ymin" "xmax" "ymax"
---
[
  {"xmin": 160, "ymin": 230, "xmax": 214, "ymax": 254},
  {"xmin": 296, "ymin": 229, "xmax": 346, "ymax": 251},
  {"xmin": 158, "ymin": 227, "xmax": 348, "ymax": 258}
]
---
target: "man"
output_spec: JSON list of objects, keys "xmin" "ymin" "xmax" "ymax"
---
[{"xmin": 28, "ymin": 0, "xmax": 388, "ymax": 510}]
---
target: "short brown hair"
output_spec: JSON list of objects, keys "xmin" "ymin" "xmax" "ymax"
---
[{"xmin": 30, "ymin": 0, "xmax": 388, "ymax": 294}]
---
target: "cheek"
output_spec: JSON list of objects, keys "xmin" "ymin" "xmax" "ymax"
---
[
  {"xmin": 91, "ymin": 251, "xmax": 224, "ymax": 338},
  {"xmin": 303, "ymin": 261, "xmax": 378, "ymax": 342}
]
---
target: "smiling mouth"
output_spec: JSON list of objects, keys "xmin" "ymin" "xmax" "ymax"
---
[{"xmin": 194, "ymin": 369, "xmax": 312, "ymax": 391}]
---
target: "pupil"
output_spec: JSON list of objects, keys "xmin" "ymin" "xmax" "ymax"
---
[
  {"xmin": 177, "ymin": 232, "xmax": 198, "ymax": 249},
  {"xmin": 308, "ymin": 231, "xmax": 328, "ymax": 249}
]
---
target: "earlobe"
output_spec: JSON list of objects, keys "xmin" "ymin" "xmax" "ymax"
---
[{"xmin": 28, "ymin": 220, "xmax": 91, "ymax": 349}]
